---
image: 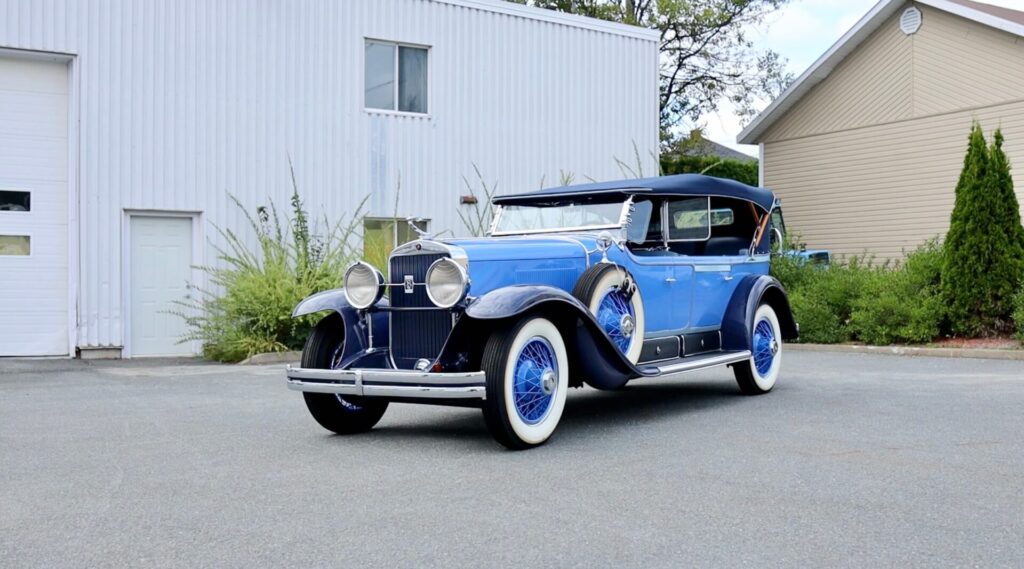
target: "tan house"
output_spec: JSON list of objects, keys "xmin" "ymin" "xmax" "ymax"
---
[{"xmin": 739, "ymin": 0, "xmax": 1024, "ymax": 260}]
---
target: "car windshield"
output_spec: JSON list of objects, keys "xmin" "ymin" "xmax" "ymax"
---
[{"xmin": 492, "ymin": 200, "xmax": 626, "ymax": 234}]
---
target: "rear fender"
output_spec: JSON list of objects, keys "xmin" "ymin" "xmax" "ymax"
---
[
  {"xmin": 721, "ymin": 275, "xmax": 798, "ymax": 352},
  {"xmin": 291, "ymin": 288, "xmax": 389, "ymax": 362}
]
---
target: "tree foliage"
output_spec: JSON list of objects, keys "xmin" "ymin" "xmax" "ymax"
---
[
  {"xmin": 941, "ymin": 123, "xmax": 1024, "ymax": 335},
  {"xmin": 506, "ymin": 0, "xmax": 792, "ymax": 144}
]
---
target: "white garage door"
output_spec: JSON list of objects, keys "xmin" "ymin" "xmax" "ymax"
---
[
  {"xmin": 129, "ymin": 216, "xmax": 194, "ymax": 357},
  {"xmin": 0, "ymin": 57, "xmax": 69, "ymax": 356}
]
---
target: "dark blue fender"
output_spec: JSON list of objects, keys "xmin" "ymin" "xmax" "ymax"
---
[
  {"xmin": 291, "ymin": 288, "xmax": 389, "ymax": 362},
  {"xmin": 459, "ymin": 285, "xmax": 649, "ymax": 389},
  {"xmin": 721, "ymin": 275, "xmax": 798, "ymax": 352}
]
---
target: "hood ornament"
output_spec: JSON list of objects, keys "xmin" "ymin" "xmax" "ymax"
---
[{"xmin": 405, "ymin": 216, "xmax": 433, "ymax": 240}]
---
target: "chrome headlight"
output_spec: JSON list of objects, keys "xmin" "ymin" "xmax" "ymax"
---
[
  {"xmin": 425, "ymin": 258, "xmax": 469, "ymax": 308},
  {"xmin": 343, "ymin": 261, "xmax": 384, "ymax": 309}
]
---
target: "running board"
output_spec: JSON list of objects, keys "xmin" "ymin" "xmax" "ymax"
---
[{"xmin": 637, "ymin": 350, "xmax": 751, "ymax": 378}]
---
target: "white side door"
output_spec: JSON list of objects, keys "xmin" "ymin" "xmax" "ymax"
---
[
  {"xmin": 128, "ymin": 216, "xmax": 194, "ymax": 356},
  {"xmin": 0, "ymin": 57, "xmax": 69, "ymax": 356}
]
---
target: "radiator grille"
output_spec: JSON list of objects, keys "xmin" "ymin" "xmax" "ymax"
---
[{"xmin": 389, "ymin": 252, "xmax": 453, "ymax": 369}]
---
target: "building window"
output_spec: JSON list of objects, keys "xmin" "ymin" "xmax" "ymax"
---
[
  {"xmin": 365, "ymin": 40, "xmax": 429, "ymax": 114},
  {"xmin": 363, "ymin": 217, "xmax": 429, "ymax": 266},
  {"xmin": 0, "ymin": 235, "xmax": 30, "ymax": 256},
  {"xmin": 0, "ymin": 190, "xmax": 31, "ymax": 212}
]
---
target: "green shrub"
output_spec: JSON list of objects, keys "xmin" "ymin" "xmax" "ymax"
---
[
  {"xmin": 1014, "ymin": 285, "xmax": 1024, "ymax": 342},
  {"xmin": 941, "ymin": 124, "xmax": 1024, "ymax": 335},
  {"xmin": 659, "ymin": 155, "xmax": 758, "ymax": 186},
  {"xmin": 774, "ymin": 240, "xmax": 945, "ymax": 345},
  {"xmin": 173, "ymin": 170, "xmax": 366, "ymax": 362},
  {"xmin": 848, "ymin": 270, "xmax": 943, "ymax": 345},
  {"xmin": 788, "ymin": 289, "xmax": 845, "ymax": 344}
]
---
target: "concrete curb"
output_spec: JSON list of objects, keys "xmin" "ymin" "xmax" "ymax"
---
[
  {"xmin": 785, "ymin": 342, "xmax": 1024, "ymax": 361},
  {"xmin": 238, "ymin": 351, "xmax": 302, "ymax": 365}
]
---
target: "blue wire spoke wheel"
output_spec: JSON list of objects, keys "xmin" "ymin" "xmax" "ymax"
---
[
  {"xmin": 512, "ymin": 337, "xmax": 558, "ymax": 424},
  {"xmin": 752, "ymin": 318, "xmax": 776, "ymax": 376},
  {"xmin": 596, "ymin": 287, "xmax": 637, "ymax": 355}
]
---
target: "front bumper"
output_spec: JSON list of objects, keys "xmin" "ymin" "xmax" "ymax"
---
[{"xmin": 285, "ymin": 365, "xmax": 486, "ymax": 400}]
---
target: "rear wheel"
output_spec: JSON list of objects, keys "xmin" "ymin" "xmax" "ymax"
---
[
  {"xmin": 733, "ymin": 304, "xmax": 782, "ymax": 394},
  {"xmin": 481, "ymin": 316, "xmax": 569, "ymax": 450},
  {"xmin": 301, "ymin": 314, "xmax": 388, "ymax": 434}
]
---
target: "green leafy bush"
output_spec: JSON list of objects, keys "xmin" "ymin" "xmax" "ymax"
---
[
  {"xmin": 774, "ymin": 241, "xmax": 945, "ymax": 345},
  {"xmin": 1014, "ymin": 284, "xmax": 1024, "ymax": 342},
  {"xmin": 788, "ymin": 289, "xmax": 845, "ymax": 344},
  {"xmin": 660, "ymin": 154, "xmax": 758, "ymax": 186},
  {"xmin": 848, "ymin": 272, "xmax": 944, "ymax": 346},
  {"xmin": 173, "ymin": 172, "xmax": 366, "ymax": 362}
]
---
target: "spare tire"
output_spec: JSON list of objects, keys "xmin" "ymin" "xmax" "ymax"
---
[{"xmin": 572, "ymin": 264, "xmax": 645, "ymax": 363}]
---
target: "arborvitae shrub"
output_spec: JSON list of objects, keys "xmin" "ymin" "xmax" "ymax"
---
[{"xmin": 941, "ymin": 124, "xmax": 1024, "ymax": 335}]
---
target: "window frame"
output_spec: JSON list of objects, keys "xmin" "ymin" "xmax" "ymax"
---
[
  {"xmin": 363, "ymin": 38, "xmax": 431, "ymax": 117},
  {"xmin": 664, "ymin": 197, "xmax": 712, "ymax": 242}
]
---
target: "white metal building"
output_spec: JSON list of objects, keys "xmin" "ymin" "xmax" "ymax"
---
[{"xmin": 0, "ymin": 0, "xmax": 658, "ymax": 358}]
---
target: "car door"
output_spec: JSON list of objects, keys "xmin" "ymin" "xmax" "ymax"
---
[{"xmin": 618, "ymin": 198, "xmax": 691, "ymax": 336}]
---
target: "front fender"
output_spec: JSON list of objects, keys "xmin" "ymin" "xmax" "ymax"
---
[
  {"xmin": 291, "ymin": 288, "xmax": 389, "ymax": 362},
  {"xmin": 454, "ymin": 285, "xmax": 646, "ymax": 389},
  {"xmin": 721, "ymin": 275, "xmax": 798, "ymax": 352}
]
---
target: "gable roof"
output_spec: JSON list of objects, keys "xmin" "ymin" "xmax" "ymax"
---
[
  {"xmin": 493, "ymin": 174, "xmax": 777, "ymax": 211},
  {"xmin": 737, "ymin": 0, "xmax": 1024, "ymax": 144},
  {"xmin": 677, "ymin": 139, "xmax": 758, "ymax": 162}
]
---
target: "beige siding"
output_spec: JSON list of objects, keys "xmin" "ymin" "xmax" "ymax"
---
[
  {"xmin": 763, "ymin": 100, "xmax": 1024, "ymax": 261},
  {"xmin": 760, "ymin": 9, "xmax": 914, "ymax": 143},
  {"xmin": 913, "ymin": 4, "xmax": 1024, "ymax": 116}
]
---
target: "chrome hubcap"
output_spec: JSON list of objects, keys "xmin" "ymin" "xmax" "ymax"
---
[
  {"xmin": 620, "ymin": 314, "xmax": 635, "ymax": 338},
  {"xmin": 541, "ymin": 369, "xmax": 556, "ymax": 395}
]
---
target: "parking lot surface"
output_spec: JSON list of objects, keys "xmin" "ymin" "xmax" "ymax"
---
[{"xmin": 2, "ymin": 351, "xmax": 1023, "ymax": 568}]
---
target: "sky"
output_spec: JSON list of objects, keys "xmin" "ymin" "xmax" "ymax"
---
[{"xmin": 704, "ymin": 0, "xmax": 1024, "ymax": 157}]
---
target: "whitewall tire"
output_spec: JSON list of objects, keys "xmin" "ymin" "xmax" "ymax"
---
[
  {"xmin": 733, "ymin": 303, "xmax": 782, "ymax": 394},
  {"xmin": 481, "ymin": 317, "xmax": 570, "ymax": 449}
]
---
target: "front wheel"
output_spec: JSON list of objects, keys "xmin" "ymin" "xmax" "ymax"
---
[
  {"xmin": 301, "ymin": 314, "xmax": 388, "ymax": 434},
  {"xmin": 481, "ymin": 316, "xmax": 570, "ymax": 450},
  {"xmin": 733, "ymin": 303, "xmax": 782, "ymax": 395}
]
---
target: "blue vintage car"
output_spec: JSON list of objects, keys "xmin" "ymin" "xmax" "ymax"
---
[{"xmin": 286, "ymin": 174, "xmax": 798, "ymax": 449}]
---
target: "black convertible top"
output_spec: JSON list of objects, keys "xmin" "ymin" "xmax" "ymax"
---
[{"xmin": 492, "ymin": 173, "xmax": 776, "ymax": 212}]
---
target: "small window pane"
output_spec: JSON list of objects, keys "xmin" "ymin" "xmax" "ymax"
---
[
  {"xmin": 398, "ymin": 46, "xmax": 428, "ymax": 113},
  {"xmin": 0, "ymin": 235, "xmax": 30, "ymax": 256},
  {"xmin": 0, "ymin": 191, "xmax": 30, "ymax": 212},
  {"xmin": 365, "ymin": 42, "xmax": 396, "ymax": 110},
  {"xmin": 667, "ymin": 198, "xmax": 711, "ymax": 241},
  {"xmin": 710, "ymin": 208, "xmax": 734, "ymax": 226}
]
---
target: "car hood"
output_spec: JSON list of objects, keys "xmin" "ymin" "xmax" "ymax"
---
[{"xmin": 445, "ymin": 235, "xmax": 596, "ymax": 262}]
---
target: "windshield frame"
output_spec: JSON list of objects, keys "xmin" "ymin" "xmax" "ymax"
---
[{"xmin": 488, "ymin": 197, "xmax": 633, "ymax": 237}]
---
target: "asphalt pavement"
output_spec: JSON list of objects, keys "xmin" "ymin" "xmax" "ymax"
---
[{"xmin": 1, "ymin": 351, "xmax": 1022, "ymax": 568}]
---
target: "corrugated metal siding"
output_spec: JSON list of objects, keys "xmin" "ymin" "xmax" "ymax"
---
[
  {"xmin": 760, "ymin": 9, "xmax": 914, "ymax": 143},
  {"xmin": 912, "ymin": 3, "xmax": 1024, "ymax": 117},
  {"xmin": 0, "ymin": 0, "xmax": 659, "ymax": 350},
  {"xmin": 764, "ymin": 100, "xmax": 1024, "ymax": 261}
]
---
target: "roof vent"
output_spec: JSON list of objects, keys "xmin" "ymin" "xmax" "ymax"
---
[{"xmin": 900, "ymin": 7, "xmax": 922, "ymax": 34}]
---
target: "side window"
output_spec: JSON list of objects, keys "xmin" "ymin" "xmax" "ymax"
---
[
  {"xmin": 365, "ymin": 40, "xmax": 429, "ymax": 114},
  {"xmin": 667, "ymin": 197, "xmax": 711, "ymax": 241},
  {"xmin": 626, "ymin": 199, "xmax": 654, "ymax": 244},
  {"xmin": 771, "ymin": 208, "xmax": 786, "ymax": 236}
]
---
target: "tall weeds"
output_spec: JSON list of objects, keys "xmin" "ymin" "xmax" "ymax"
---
[{"xmin": 172, "ymin": 164, "xmax": 367, "ymax": 362}]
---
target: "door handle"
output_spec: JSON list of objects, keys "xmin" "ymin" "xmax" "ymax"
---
[
  {"xmin": 723, "ymin": 275, "xmax": 734, "ymax": 281},
  {"xmin": 665, "ymin": 277, "xmax": 677, "ymax": 283}
]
